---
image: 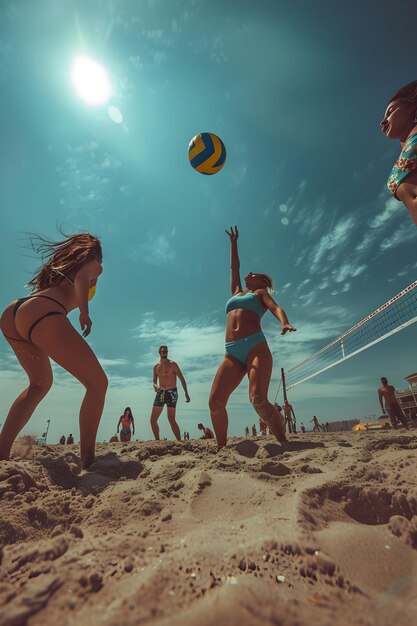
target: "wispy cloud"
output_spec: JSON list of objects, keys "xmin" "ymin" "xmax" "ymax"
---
[
  {"xmin": 380, "ymin": 222, "xmax": 416, "ymax": 251},
  {"xmin": 331, "ymin": 261, "xmax": 367, "ymax": 283},
  {"xmin": 309, "ymin": 216, "xmax": 355, "ymax": 273},
  {"xmin": 133, "ymin": 234, "xmax": 177, "ymax": 266},
  {"xmin": 369, "ymin": 196, "xmax": 398, "ymax": 229}
]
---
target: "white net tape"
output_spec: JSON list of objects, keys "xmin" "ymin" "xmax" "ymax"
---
[{"xmin": 285, "ymin": 281, "xmax": 417, "ymax": 389}]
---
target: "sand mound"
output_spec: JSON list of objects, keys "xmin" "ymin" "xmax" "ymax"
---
[{"xmin": 1, "ymin": 431, "xmax": 417, "ymax": 626}]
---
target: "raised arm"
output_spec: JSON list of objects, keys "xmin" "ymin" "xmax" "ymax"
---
[
  {"xmin": 225, "ymin": 226, "xmax": 242, "ymax": 295},
  {"xmin": 173, "ymin": 362, "xmax": 190, "ymax": 402},
  {"xmin": 258, "ymin": 290, "xmax": 297, "ymax": 335},
  {"xmin": 74, "ymin": 259, "xmax": 102, "ymax": 337}
]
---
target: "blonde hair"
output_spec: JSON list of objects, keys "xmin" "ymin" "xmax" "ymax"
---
[
  {"xmin": 26, "ymin": 233, "xmax": 102, "ymax": 291},
  {"xmin": 257, "ymin": 273, "xmax": 274, "ymax": 295}
]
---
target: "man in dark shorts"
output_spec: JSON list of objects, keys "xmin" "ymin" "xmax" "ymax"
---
[
  {"xmin": 150, "ymin": 345, "xmax": 190, "ymax": 440},
  {"xmin": 378, "ymin": 377, "xmax": 408, "ymax": 429}
]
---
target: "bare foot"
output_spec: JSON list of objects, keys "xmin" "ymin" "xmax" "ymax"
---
[
  {"xmin": 275, "ymin": 412, "xmax": 288, "ymax": 443},
  {"xmin": 82, "ymin": 453, "xmax": 95, "ymax": 470},
  {"xmin": 264, "ymin": 411, "xmax": 287, "ymax": 443}
]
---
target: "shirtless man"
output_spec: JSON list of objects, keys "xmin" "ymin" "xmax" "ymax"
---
[
  {"xmin": 150, "ymin": 345, "xmax": 190, "ymax": 441},
  {"xmin": 283, "ymin": 400, "xmax": 296, "ymax": 434},
  {"xmin": 378, "ymin": 377, "xmax": 408, "ymax": 429},
  {"xmin": 198, "ymin": 423, "xmax": 214, "ymax": 439}
]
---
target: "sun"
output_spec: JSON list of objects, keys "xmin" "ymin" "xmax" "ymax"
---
[{"xmin": 71, "ymin": 56, "xmax": 111, "ymax": 106}]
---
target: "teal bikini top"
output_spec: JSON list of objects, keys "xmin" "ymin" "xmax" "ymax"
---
[
  {"xmin": 225, "ymin": 291, "xmax": 265, "ymax": 317},
  {"xmin": 387, "ymin": 133, "xmax": 417, "ymax": 199}
]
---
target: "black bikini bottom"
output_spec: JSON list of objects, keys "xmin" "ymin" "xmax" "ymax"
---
[{"xmin": 4, "ymin": 295, "xmax": 68, "ymax": 342}]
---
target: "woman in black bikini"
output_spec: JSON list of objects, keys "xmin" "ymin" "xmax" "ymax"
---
[{"xmin": 0, "ymin": 233, "xmax": 107, "ymax": 468}]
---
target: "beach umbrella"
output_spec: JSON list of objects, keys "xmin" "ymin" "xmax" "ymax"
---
[{"xmin": 352, "ymin": 424, "xmax": 367, "ymax": 431}]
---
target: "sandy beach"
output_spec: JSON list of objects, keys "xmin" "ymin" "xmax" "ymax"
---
[{"xmin": 1, "ymin": 430, "xmax": 417, "ymax": 626}]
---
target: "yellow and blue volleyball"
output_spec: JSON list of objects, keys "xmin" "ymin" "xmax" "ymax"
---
[{"xmin": 188, "ymin": 132, "xmax": 226, "ymax": 175}]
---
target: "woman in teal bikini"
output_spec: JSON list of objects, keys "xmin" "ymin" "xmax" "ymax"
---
[
  {"xmin": 0, "ymin": 233, "xmax": 107, "ymax": 468},
  {"xmin": 209, "ymin": 226, "xmax": 296, "ymax": 449},
  {"xmin": 381, "ymin": 79, "xmax": 417, "ymax": 226}
]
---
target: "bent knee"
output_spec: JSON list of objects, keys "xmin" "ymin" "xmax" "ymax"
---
[
  {"xmin": 84, "ymin": 368, "xmax": 108, "ymax": 392},
  {"xmin": 209, "ymin": 394, "xmax": 225, "ymax": 412},
  {"xmin": 29, "ymin": 379, "xmax": 53, "ymax": 397}
]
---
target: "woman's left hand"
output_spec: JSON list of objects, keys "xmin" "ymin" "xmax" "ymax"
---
[{"xmin": 281, "ymin": 323, "xmax": 297, "ymax": 335}]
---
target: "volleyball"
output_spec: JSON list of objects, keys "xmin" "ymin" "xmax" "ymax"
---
[{"xmin": 188, "ymin": 132, "xmax": 226, "ymax": 175}]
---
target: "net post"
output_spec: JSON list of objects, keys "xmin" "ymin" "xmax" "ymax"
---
[{"xmin": 281, "ymin": 368, "xmax": 288, "ymax": 403}]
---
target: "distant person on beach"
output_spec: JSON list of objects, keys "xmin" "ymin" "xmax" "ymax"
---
[
  {"xmin": 209, "ymin": 226, "xmax": 296, "ymax": 450},
  {"xmin": 310, "ymin": 416, "xmax": 320, "ymax": 432},
  {"xmin": 117, "ymin": 407, "xmax": 135, "ymax": 442},
  {"xmin": 283, "ymin": 400, "xmax": 296, "ymax": 434},
  {"xmin": 110, "ymin": 434, "xmax": 119, "ymax": 442},
  {"xmin": 59, "ymin": 435, "xmax": 65, "ymax": 445},
  {"xmin": 378, "ymin": 377, "xmax": 408, "ymax": 429},
  {"xmin": 198, "ymin": 423, "xmax": 214, "ymax": 439},
  {"xmin": 325, "ymin": 422, "xmax": 330, "ymax": 432},
  {"xmin": 150, "ymin": 345, "xmax": 190, "ymax": 441},
  {"xmin": 251, "ymin": 424, "xmax": 257, "ymax": 436},
  {"xmin": 300, "ymin": 423, "xmax": 306, "ymax": 433},
  {"xmin": 0, "ymin": 233, "xmax": 106, "ymax": 469},
  {"xmin": 259, "ymin": 417, "xmax": 267, "ymax": 435},
  {"xmin": 245, "ymin": 426, "xmax": 250, "ymax": 436},
  {"xmin": 381, "ymin": 79, "xmax": 417, "ymax": 226},
  {"xmin": 67, "ymin": 434, "xmax": 74, "ymax": 444}
]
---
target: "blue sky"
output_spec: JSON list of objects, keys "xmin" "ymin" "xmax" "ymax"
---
[{"xmin": 0, "ymin": 0, "xmax": 416, "ymax": 442}]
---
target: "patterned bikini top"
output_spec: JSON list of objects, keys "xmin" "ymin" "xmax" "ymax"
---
[{"xmin": 387, "ymin": 133, "xmax": 417, "ymax": 200}]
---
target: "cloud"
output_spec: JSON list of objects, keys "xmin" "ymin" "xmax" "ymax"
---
[
  {"xmin": 309, "ymin": 216, "xmax": 355, "ymax": 273},
  {"xmin": 380, "ymin": 222, "xmax": 416, "ymax": 251},
  {"xmin": 331, "ymin": 262, "xmax": 367, "ymax": 283},
  {"xmin": 135, "ymin": 234, "xmax": 176, "ymax": 266},
  {"xmin": 369, "ymin": 196, "xmax": 398, "ymax": 228},
  {"xmin": 131, "ymin": 312, "xmax": 225, "ymax": 385}
]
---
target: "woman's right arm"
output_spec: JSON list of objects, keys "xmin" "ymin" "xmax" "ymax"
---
[{"xmin": 225, "ymin": 226, "xmax": 242, "ymax": 295}]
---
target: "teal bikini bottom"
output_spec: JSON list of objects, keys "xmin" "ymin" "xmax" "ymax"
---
[{"xmin": 225, "ymin": 331, "xmax": 266, "ymax": 365}]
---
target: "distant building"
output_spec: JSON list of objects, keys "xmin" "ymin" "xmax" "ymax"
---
[
  {"xmin": 395, "ymin": 373, "xmax": 417, "ymax": 412},
  {"xmin": 327, "ymin": 419, "xmax": 360, "ymax": 432}
]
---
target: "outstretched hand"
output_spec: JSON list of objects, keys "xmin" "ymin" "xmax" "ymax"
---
[
  {"xmin": 281, "ymin": 324, "xmax": 297, "ymax": 335},
  {"xmin": 225, "ymin": 225, "xmax": 239, "ymax": 243}
]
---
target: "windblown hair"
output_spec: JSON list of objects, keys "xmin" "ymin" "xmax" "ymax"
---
[
  {"xmin": 389, "ymin": 79, "xmax": 417, "ymax": 104},
  {"xmin": 26, "ymin": 233, "xmax": 102, "ymax": 291},
  {"xmin": 257, "ymin": 273, "xmax": 275, "ymax": 295}
]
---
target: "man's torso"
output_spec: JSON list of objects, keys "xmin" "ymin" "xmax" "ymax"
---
[
  {"xmin": 156, "ymin": 359, "xmax": 177, "ymax": 389},
  {"xmin": 379, "ymin": 385, "xmax": 397, "ymax": 405}
]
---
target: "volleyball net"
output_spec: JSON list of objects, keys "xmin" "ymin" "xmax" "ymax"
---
[{"xmin": 284, "ymin": 280, "xmax": 417, "ymax": 390}]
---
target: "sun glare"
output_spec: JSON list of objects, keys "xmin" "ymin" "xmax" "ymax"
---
[{"xmin": 71, "ymin": 56, "xmax": 111, "ymax": 106}]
